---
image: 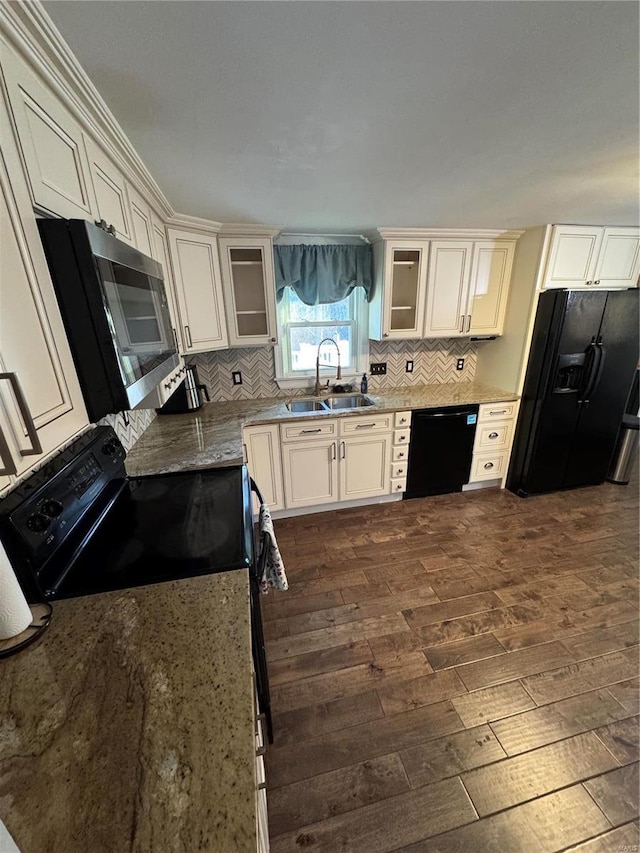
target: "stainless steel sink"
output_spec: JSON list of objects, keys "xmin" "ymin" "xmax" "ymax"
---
[
  {"xmin": 286, "ymin": 399, "xmax": 329, "ymax": 413},
  {"xmin": 323, "ymin": 394, "xmax": 375, "ymax": 409}
]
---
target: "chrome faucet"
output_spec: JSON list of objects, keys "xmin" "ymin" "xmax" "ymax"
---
[{"xmin": 314, "ymin": 337, "xmax": 342, "ymax": 396}]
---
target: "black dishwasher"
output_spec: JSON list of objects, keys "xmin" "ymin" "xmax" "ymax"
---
[{"xmin": 405, "ymin": 405, "xmax": 479, "ymax": 498}]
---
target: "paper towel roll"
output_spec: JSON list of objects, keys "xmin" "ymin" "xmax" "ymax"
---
[{"xmin": 0, "ymin": 539, "xmax": 32, "ymax": 640}]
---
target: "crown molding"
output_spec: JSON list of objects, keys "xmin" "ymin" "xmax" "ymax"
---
[
  {"xmin": 377, "ymin": 227, "xmax": 525, "ymax": 241},
  {"xmin": 0, "ymin": 1, "xmax": 173, "ymax": 218},
  {"xmin": 166, "ymin": 212, "xmax": 223, "ymax": 235},
  {"xmin": 218, "ymin": 222, "xmax": 281, "ymax": 238}
]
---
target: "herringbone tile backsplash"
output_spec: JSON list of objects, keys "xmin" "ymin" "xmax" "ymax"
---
[
  {"xmin": 99, "ymin": 408, "xmax": 157, "ymax": 451},
  {"xmin": 188, "ymin": 339, "xmax": 477, "ymax": 402}
]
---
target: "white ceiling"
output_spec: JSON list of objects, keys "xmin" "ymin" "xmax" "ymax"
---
[{"xmin": 44, "ymin": 1, "xmax": 639, "ymax": 232}]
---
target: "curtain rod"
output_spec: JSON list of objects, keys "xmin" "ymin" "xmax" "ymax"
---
[{"xmin": 276, "ymin": 232, "xmax": 371, "ymax": 244}]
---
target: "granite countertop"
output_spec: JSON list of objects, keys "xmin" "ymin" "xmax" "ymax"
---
[
  {"xmin": 0, "ymin": 571, "xmax": 256, "ymax": 853},
  {"xmin": 125, "ymin": 381, "xmax": 519, "ymax": 477}
]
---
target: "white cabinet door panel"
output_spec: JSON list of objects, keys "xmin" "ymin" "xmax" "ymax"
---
[
  {"xmin": 219, "ymin": 237, "xmax": 277, "ymax": 347},
  {"xmin": 594, "ymin": 228, "xmax": 640, "ymax": 288},
  {"xmin": 424, "ymin": 241, "xmax": 473, "ymax": 337},
  {"xmin": 150, "ymin": 214, "xmax": 182, "ymax": 352},
  {"xmin": 127, "ymin": 184, "xmax": 153, "ymax": 257},
  {"xmin": 0, "ymin": 110, "xmax": 88, "ymax": 475},
  {"xmin": 543, "ymin": 226, "xmax": 603, "ymax": 288},
  {"xmin": 168, "ymin": 229, "xmax": 228, "ymax": 353},
  {"xmin": 469, "ymin": 241, "xmax": 514, "ymax": 336},
  {"xmin": 244, "ymin": 424, "xmax": 284, "ymax": 511},
  {"xmin": 86, "ymin": 138, "xmax": 133, "ymax": 244},
  {"xmin": 341, "ymin": 434, "xmax": 391, "ymax": 500},
  {"xmin": 2, "ymin": 56, "xmax": 96, "ymax": 220},
  {"xmin": 282, "ymin": 440, "xmax": 338, "ymax": 508}
]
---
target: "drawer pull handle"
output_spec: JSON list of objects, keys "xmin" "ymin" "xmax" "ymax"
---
[
  {"xmin": 489, "ymin": 410, "xmax": 507, "ymax": 415},
  {"xmin": 489, "ymin": 432, "xmax": 499, "ymax": 439},
  {"xmin": 355, "ymin": 423, "xmax": 377, "ymax": 429},
  {"xmin": 484, "ymin": 462, "xmax": 494, "ymax": 469},
  {"xmin": 395, "ymin": 483, "xmax": 403, "ymax": 490},
  {"xmin": 399, "ymin": 417, "xmax": 407, "ymax": 424},
  {"xmin": 301, "ymin": 428, "xmax": 322, "ymax": 434},
  {"xmin": 398, "ymin": 452, "xmax": 405, "ymax": 458},
  {"xmin": 399, "ymin": 435, "xmax": 407, "ymax": 441}
]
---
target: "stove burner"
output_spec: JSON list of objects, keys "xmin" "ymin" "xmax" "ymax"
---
[
  {"xmin": 107, "ymin": 538, "xmax": 145, "ymax": 573},
  {"xmin": 157, "ymin": 518, "xmax": 232, "ymax": 560}
]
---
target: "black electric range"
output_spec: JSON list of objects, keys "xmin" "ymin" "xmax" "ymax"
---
[{"xmin": 0, "ymin": 425, "xmax": 273, "ymax": 740}]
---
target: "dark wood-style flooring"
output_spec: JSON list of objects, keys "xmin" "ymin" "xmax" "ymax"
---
[{"xmin": 263, "ymin": 473, "xmax": 639, "ymax": 852}]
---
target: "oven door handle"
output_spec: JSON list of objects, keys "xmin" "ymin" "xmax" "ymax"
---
[{"xmin": 250, "ymin": 477, "xmax": 270, "ymax": 578}]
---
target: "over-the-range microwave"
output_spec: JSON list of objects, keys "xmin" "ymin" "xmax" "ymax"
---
[{"xmin": 38, "ymin": 219, "xmax": 179, "ymax": 421}]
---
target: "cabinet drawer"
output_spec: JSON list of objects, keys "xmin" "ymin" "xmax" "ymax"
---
[
  {"xmin": 394, "ymin": 410, "xmax": 411, "ymax": 428},
  {"xmin": 339, "ymin": 413, "xmax": 393, "ymax": 435},
  {"xmin": 474, "ymin": 420, "xmax": 514, "ymax": 452},
  {"xmin": 470, "ymin": 451, "xmax": 510, "ymax": 481},
  {"xmin": 391, "ymin": 477, "xmax": 407, "ymax": 494},
  {"xmin": 281, "ymin": 419, "xmax": 338, "ymax": 441},
  {"xmin": 392, "ymin": 445, "xmax": 409, "ymax": 462},
  {"xmin": 478, "ymin": 402, "xmax": 517, "ymax": 423},
  {"xmin": 393, "ymin": 428, "xmax": 411, "ymax": 446},
  {"xmin": 391, "ymin": 462, "xmax": 407, "ymax": 479}
]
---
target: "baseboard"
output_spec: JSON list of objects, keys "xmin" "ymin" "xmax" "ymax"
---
[{"xmin": 270, "ymin": 493, "xmax": 403, "ymax": 519}]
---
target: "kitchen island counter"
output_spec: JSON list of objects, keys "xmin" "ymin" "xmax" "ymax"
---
[
  {"xmin": 0, "ymin": 570, "xmax": 256, "ymax": 853},
  {"xmin": 126, "ymin": 381, "xmax": 518, "ymax": 477}
]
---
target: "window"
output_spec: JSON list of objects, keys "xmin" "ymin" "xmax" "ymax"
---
[{"xmin": 275, "ymin": 288, "xmax": 368, "ymax": 383}]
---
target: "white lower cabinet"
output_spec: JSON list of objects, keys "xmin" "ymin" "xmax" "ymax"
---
[
  {"xmin": 0, "ymin": 91, "xmax": 89, "ymax": 480},
  {"xmin": 280, "ymin": 415, "xmax": 396, "ymax": 510},
  {"xmin": 244, "ymin": 424, "xmax": 285, "ymax": 512},
  {"xmin": 339, "ymin": 433, "xmax": 391, "ymax": 500},
  {"xmin": 281, "ymin": 436, "xmax": 339, "ymax": 509},
  {"xmin": 468, "ymin": 401, "xmax": 518, "ymax": 487}
]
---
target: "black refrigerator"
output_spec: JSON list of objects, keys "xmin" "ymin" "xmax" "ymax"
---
[{"xmin": 508, "ymin": 289, "xmax": 639, "ymax": 497}]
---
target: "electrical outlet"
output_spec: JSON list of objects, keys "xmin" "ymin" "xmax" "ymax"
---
[
  {"xmin": 456, "ymin": 359, "xmax": 465, "ymax": 371},
  {"xmin": 370, "ymin": 362, "xmax": 387, "ymax": 375},
  {"xmin": 232, "ymin": 371, "xmax": 243, "ymax": 385},
  {"xmin": 406, "ymin": 360, "xmax": 414, "ymax": 373}
]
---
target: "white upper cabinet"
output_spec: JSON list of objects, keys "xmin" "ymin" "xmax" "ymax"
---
[
  {"xmin": 593, "ymin": 228, "xmax": 640, "ymax": 288},
  {"xmin": 167, "ymin": 228, "xmax": 229, "ymax": 353},
  {"xmin": 150, "ymin": 213, "xmax": 183, "ymax": 352},
  {"xmin": 424, "ymin": 239, "xmax": 516, "ymax": 337},
  {"xmin": 542, "ymin": 225, "xmax": 639, "ymax": 290},
  {"xmin": 468, "ymin": 240, "xmax": 515, "ymax": 336},
  {"xmin": 218, "ymin": 237, "xmax": 278, "ymax": 347},
  {"xmin": 369, "ymin": 240, "xmax": 429, "ymax": 340},
  {"xmin": 1, "ymin": 51, "xmax": 96, "ymax": 220},
  {"xmin": 424, "ymin": 241, "xmax": 473, "ymax": 337},
  {"xmin": 0, "ymin": 93, "xmax": 88, "ymax": 479},
  {"xmin": 85, "ymin": 137, "xmax": 134, "ymax": 244},
  {"xmin": 127, "ymin": 183, "xmax": 154, "ymax": 257}
]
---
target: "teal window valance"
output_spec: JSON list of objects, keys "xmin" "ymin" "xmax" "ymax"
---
[{"xmin": 274, "ymin": 243, "xmax": 373, "ymax": 306}]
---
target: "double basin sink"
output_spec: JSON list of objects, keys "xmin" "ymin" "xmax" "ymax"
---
[{"xmin": 286, "ymin": 394, "xmax": 374, "ymax": 413}]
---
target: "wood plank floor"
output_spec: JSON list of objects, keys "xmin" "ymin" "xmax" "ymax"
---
[{"xmin": 263, "ymin": 473, "xmax": 639, "ymax": 853}]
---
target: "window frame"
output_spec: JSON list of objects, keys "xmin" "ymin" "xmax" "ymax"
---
[{"xmin": 273, "ymin": 287, "xmax": 369, "ymax": 389}]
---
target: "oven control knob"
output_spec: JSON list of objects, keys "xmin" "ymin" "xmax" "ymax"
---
[
  {"xmin": 26, "ymin": 512, "xmax": 51, "ymax": 533},
  {"xmin": 102, "ymin": 440, "xmax": 117, "ymax": 455},
  {"xmin": 41, "ymin": 499, "xmax": 64, "ymax": 518}
]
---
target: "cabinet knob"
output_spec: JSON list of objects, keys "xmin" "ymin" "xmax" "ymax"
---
[
  {"xmin": 383, "ymin": 332, "xmax": 390, "ymax": 337},
  {"xmin": 586, "ymin": 280, "xmax": 593, "ymax": 286},
  {"xmin": 270, "ymin": 337, "xmax": 277, "ymax": 343},
  {"xmin": 484, "ymin": 462, "xmax": 494, "ymax": 469},
  {"xmin": 594, "ymin": 280, "xmax": 600, "ymax": 285},
  {"xmin": 489, "ymin": 431, "xmax": 499, "ymax": 439}
]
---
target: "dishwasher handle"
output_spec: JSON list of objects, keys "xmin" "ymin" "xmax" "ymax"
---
[{"xmin": 416, "ymin": 410, "xmax": 477, "ymax": 419}]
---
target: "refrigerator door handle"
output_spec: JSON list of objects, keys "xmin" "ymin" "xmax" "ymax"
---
[
  {"xmin": 582, "ymin": 338, "xmax": 606, "ymax": 407},
  {"xmin": 577, "ymin": 338, "xmax": 597, "ymax": 406}
]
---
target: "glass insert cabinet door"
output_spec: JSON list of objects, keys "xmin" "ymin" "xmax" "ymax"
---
[
  {"xmin": 383, "ymin": 241, "xmax": 429, "ymax": 339},
  {"xmin": 218, "ymin": 237, "xmax": 278, "ymax": 347}
]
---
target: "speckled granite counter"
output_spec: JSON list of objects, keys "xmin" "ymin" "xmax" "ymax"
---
[
  {"xmin": 126, "ymin": 381, "xmax": 518, "ymax": 477},
  {"xmin": 0, "ymin": 571, "xmax": 256, "ymax": 853}
]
